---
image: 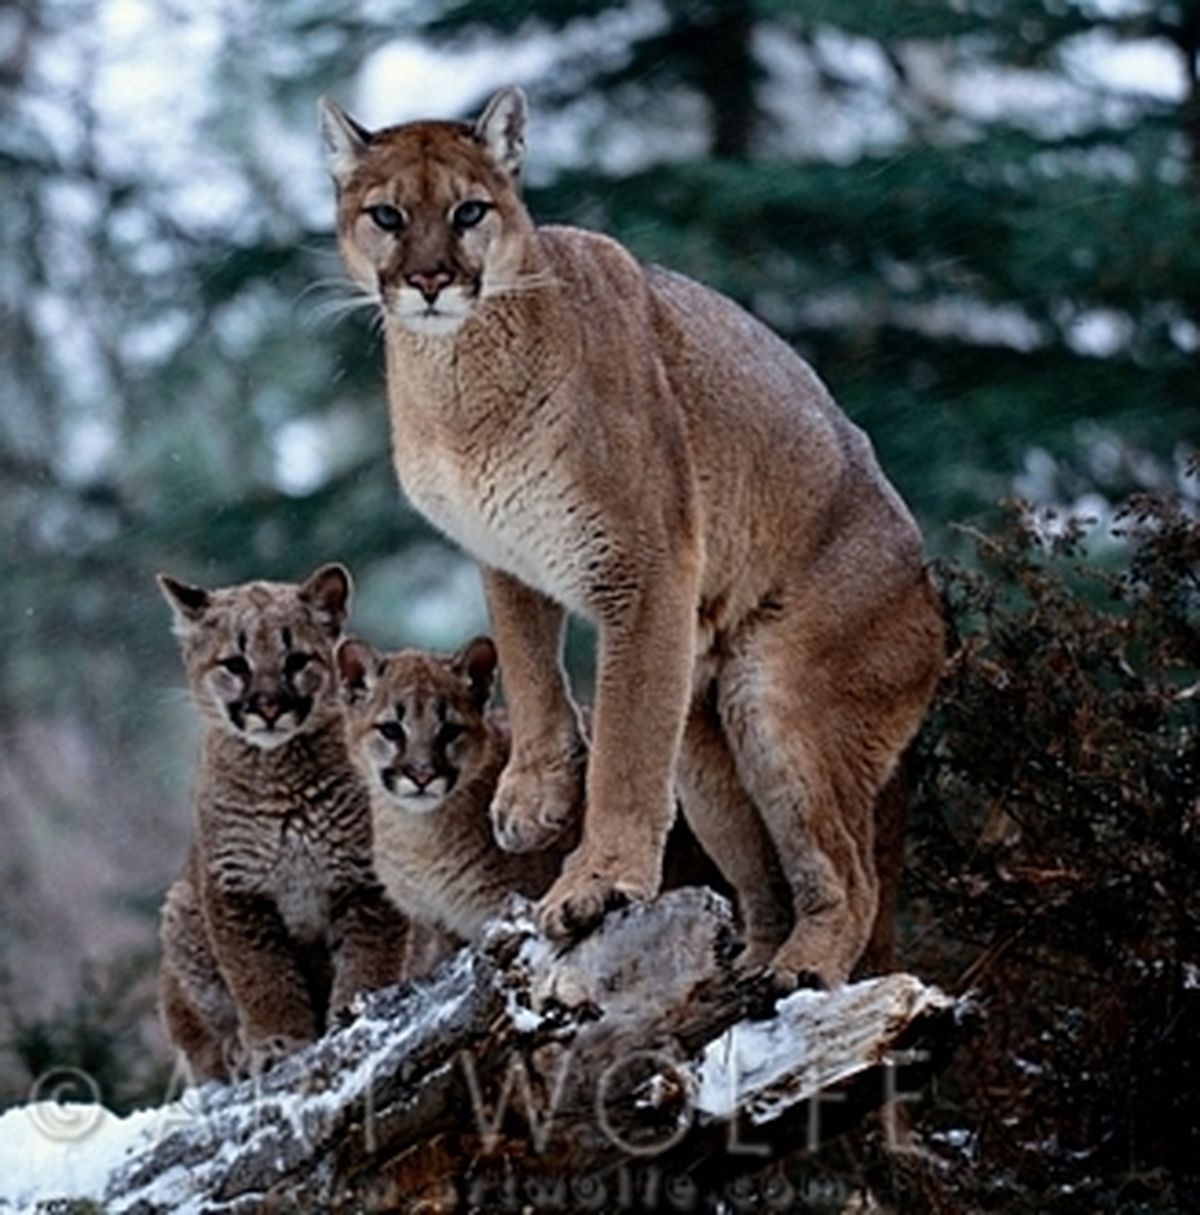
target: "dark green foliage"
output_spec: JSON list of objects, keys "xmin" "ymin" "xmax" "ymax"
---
[
  {"xmin": 4, "ymin": 0, "xmax": 1197, "ymax": 722},
  {"xmin": 503, "ymin": 1, "xmax": 1200, "ymax": 526},
  {"xmin": 893, "ymin": 491, "xmax": 1200, "ymax": 1211}
]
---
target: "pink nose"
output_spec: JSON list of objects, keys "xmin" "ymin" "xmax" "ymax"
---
[
  {"xmin": 403, "ymin": 764, "xmax": 436, "ymax": 790},
  {"xmin": 406, "ymin": 270, "xmax": 452, "ymax": 302}
]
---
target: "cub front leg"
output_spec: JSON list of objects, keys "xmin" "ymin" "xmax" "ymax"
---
[
  {"xmin": 202, "ymin": 883, "xmax": 319, "ymax": 1064},
  {"xmin": 538, "ymin": 571, "xmax": 697, "ymax": 940},
  {"xmin": 484, "ymin": 567, "xmax": 588, "ymax": 853},
  {"xmin": 327, "ymin": 880, "xmax": 409, "ymax": 1017},
  {"xmin": 159, "ymin": 876, "xmax": 241, "ymax": 1081}
]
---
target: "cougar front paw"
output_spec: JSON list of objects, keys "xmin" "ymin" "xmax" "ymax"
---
[
  {"xmin": 491, "ymin": 753, "xmax": 584, "ymax": 853},
  {"xmin": 536, "ymin": 868, "xmax": 654, "ymax": 942}
]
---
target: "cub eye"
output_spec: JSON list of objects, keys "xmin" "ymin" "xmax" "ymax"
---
[
  {"xmin": 437, "ymin": 722, "xmax": 464, "ymax": 746},
  {"xmin": 219, "ymin": 655, "xmax": 250, "ymax": 677},
  {"xmin": 375, "ymin": 720, "xmax": 405, "ymax": 743},
  {"xmin": 452, "ymin": 200, "xmax": 490, "ymax": 231},
  {"xmin": 284, "ymin": 653, "xmax": 311, "ymax": 677},
  {"xmin": 365, "ymin": 203, "xmax": 405, "ymax": 232}
]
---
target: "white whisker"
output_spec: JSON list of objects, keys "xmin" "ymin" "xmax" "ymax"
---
[
  {"xmin": 485, "ymin": 269, "xmax": 560, "ymax": 299},
  {"xmin": 297, "ymin": 277, "xmax": 385, "ymax": 332}
]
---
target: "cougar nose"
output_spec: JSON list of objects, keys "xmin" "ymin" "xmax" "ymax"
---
[
  {"xmin": 403, "ymin": 762, "xmax": 436, "ymax": 790},
  {"xmin": 407, "ymin": 269, "xmax": 452, "ymax": 303},
  {"xmin": 251, "ymin": 694, "xmax": 284, "ymax": 724}
]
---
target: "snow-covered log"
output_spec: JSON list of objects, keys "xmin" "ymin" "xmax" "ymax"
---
[{"xmin": 2, "ymin": 890, "xmax": 967, "ymax": 1213}]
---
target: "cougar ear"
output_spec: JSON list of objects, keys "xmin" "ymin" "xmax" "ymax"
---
[
  {"xmin": 451, "ymin": 636, "xmax": 498, "ymax": 708},
  {"xmin": 158, "ymin": 573, "xmax": 211, "ymax": 633},
  {"xmin": 300, "ymin": 563, "xmax": 352, "ymax": 638},
  {"xmin": 335, "ymin": 637, "xmax": 380, "ymax": 702},
  {"xmin": 318, "ymin": 96, "xmax": 371, "ymax": 186},
  {"xmin": 473, "ymin": 87, "xmax": 526, "ymax": 180}
]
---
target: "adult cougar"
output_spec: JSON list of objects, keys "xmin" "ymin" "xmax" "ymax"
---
[{"xmin": 320, "ymin": 88, "xmax": 944, "ymax": 986}]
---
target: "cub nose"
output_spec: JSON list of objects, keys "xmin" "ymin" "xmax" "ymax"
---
[
  {"xmin": 402, "ymin": 762, "xmax": 436, "ymax": 790},
  {"xmin": 250, "ymin": 693, "xmax": 284, "ymax": 724},
  {"xmin": 406, "ymin": 269, "xmax": 452, "ymax": 303}
]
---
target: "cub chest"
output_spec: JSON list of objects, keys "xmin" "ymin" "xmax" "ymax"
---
[
  {"xmin": 269, "ymin": 819, "xmax": 333, "ymax": 945},
  {"xmin": 213, "ymin": 802, "xmax": 341, "ymax": 945}
]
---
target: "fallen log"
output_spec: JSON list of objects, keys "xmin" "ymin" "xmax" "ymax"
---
[{"xmin": 23, "ymin": 890, "xmax": 966, "ymax": 1213}]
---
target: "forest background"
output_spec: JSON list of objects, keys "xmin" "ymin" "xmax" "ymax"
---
[{"xmin": 1, "ymin": 1, "xmax": 1197, "ymax": 1209}]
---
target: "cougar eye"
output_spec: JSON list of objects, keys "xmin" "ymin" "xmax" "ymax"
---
[
  {"xmin": 365, "ymin": 203, "xmax": 405, "ymax": 232},
  {"xmin": 451, "ymin": 200, "xmax": 490, "ymax": 231},
  {"xmin": 376, "ymin": 720, "xmax": 405, "ymax": 743},
  {"xmin": 437, "ymin": 722, "xmax": 464, "ymax": 746},
  {"xmin": 219, "ymin": 655, "xmax": 251, "ymax": 677},
  {"xmin": 284, "ymin": 653, "xmax": 311, "ymax": 677}
]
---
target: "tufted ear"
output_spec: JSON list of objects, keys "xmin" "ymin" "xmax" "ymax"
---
[
  {"xmin": 473, "ymin": 87, "xmax": 526, "ymax": 180},
  {"xmin": 157, "ymin": 573, "xmax": 210, "ymax": 633},
  {"xmin": 335, "ymin": 637, "xmax": 381, "ymax": 702},
  {"xmin": 318, "ymin": 96, "xmax": 372, "ymax": 187},
  {"xmin": 300, "ymin": 563, "xmax": 352, "ymax": 638},
  {"xmin": 451, "ymin": 635, "xmax": 498, "ymax": 708}
]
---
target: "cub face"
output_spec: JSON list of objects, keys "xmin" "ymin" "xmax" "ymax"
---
[
  {"xmin": 158, "ymin": 564, "xmax": 350, "ymax": 749},
  {"xmin": 337, "ymin": 636, "xmax": 499, "ymax": 815},
  {"xmin": 319, "ymin": 88, "xmax": 530, "ymax": 338}
]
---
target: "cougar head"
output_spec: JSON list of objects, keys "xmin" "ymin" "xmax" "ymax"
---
[
  {"xmin": 159, "ymin": 564, "xmax": 351, "ymax": 749},
  {"xmin": 319, "ymin": 88, "xmax": 534, "ymax": 338},
  {"xmin": 336, "ymin": 635, "xmax": 500, "ymax": 815}
]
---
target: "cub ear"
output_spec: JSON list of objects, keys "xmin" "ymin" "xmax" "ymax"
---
[
  {"xmin": 335, "ymin": 637, "xmax": 380, "ymax": 702},
  {"xmin": 473, "ymin": 87, "xmax": 527, "ymax": 180},
  {"xmin": 157, "ymin": 573, "xmax": 210, "ymax": 631},
  {"xmin": 300, "ymin": 563, "xmax": 352, "ymax": 638},
  {"xmin": 318, "ymin": 96, "xmax": 372, "ymax": 187},
  {"xmin": 452, "ymin": 635, "xmax": 498, "ymax": 708}
]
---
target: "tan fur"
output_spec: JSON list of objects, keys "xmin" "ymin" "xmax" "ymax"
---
[
  {"xmin": 157, "ymin": 565, "xmax": 407, "ymax": 1081},
  {"xmin": 337, "ymin": 636, "xmax": 567, "ymax": 945},
  {"xmin": 321, "ymin": 89, "xmax": 945, "ymax": 986}
]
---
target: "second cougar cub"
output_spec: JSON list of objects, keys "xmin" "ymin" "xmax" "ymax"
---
[{"xmin": 337, "ymin": 635, "xmax": 567, "ymax": 943}]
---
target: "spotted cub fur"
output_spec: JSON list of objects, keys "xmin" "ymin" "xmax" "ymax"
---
[
  {"xmin": 337, "ymin": 636, "xmax": 568, "ymax": 944},
  {"xmin": 157, "ymin": 564, "xmax": 406, "ymax": 1081}
]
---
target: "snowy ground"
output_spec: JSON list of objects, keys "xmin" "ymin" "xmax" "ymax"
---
[{"xmin": 0, "ymin": 1096, "xmax": 188, "ymax": 1211}]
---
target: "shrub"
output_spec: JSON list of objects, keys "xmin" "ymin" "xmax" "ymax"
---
[{"xmin": 898, "ymin": 490, "xmax": 1199, "ymax": 1212}]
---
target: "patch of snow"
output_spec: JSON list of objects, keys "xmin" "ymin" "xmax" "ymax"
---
[
  {"xmin": 0, "ymin": 1098, "xmax": 187, "ymax": 1210},
  {"xmin": 1062, "ymin": 30, "xmax": 1188, "ymax": 102},
  {"xmin": 1066, "ymin": 307, "xmax": 1134, "ymax": 358},
  {"xmin": 694, "ymin": 990, "xmax": 824, "ymax": 1121},
  {"xmin": 693, "ymin": 973, "xmax": 952, "ymax": 1126}
]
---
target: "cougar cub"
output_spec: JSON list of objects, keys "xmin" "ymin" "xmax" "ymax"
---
[
  {"xmin": 157, "ymin": 564, "xmax": 406, "ymax": 1081},
  {"xmin": 337, "ymin": 635, "xmax": 566, "ymax": 944}
]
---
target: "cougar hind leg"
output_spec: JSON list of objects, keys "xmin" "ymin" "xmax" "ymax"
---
[
  {"xmin": 716, "ymin": 578, "xmax": 941, "ymax": 989},
  {"xmin": 676, "ymin": 696, "xmax": 793, "ymax": 969}
]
